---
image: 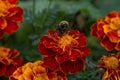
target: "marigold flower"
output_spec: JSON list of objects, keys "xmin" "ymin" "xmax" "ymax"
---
[
  {"xmin": 97, "ymin": 52, "xmax": 120, "ymax": 80},
  {"xmin": 0, "ymin": 0, "xmax": 23, "ymax": 38},
  {"xmin": 38, "ymin": 30, "xmax": 90, "ymax": 74},
  {"xmin": 91, "ymin": 11, "xmax": 120, "ymax": 51},
  {"xmin": 0, "ymin": 47, "xmax": 23, "ymax": 77},
  {"xmin": 10, "ymin": 60, "xmax": 67, "ymax": 80}
]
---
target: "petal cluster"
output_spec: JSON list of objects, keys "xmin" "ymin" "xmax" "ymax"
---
[
  {"xmin": 91, "ymin": 11, "xmax": 120, "ymax": 51},
  {"xmin": 0, "ymin": 47, "xmax": 23, "ymax": 77},
  {"xmin": 10, "ymin": 60, "xmax": 66, "ymax": 80},
  {"xmin": 0, "ymin": 0, "xmax": 23, "ymax": 38},
  {"xmin": 38, "ymin": 30, "xmax": 90, "ymax": 74},
  {"xmin": 97, "ymin": 52, "xmax": 120, "ymax": 80}
]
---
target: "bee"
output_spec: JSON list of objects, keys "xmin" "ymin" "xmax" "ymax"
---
[{"xmin": 56, "ymin": 21, "xmax": 69, "ymax": 35}]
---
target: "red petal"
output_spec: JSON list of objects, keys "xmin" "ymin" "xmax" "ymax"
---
[
  {"xmin": 55, "ymin": 54, "xmax": 69, "ymax": 64},
  {"xmin": 43, "ymin": 56, "xmax": 59, "ymax": 71},
  {"xmin": 90, "ymin": 23, "xmax": 98, "ymax": 37},
  {"xmin": 0, "ymin": 18, "xmax": 7, "ymax": 29},
  {"xmin": 40, "ymin": 36, "xmax": 55, "ymax": 48},
  {"xmin": 80, "ymin": 48, "xmax": 90, "ymax": 57},
  {"xmin": 9, "ymin": 76, "xmax": 17, "ymax": 80},
  {"xmin": 101, "ymin": 36, "xmax": 116, "ymax": 51},
  {"xmin": 107, "ymin": 31, "xmax": 119, "ymax": 43},
  {"xmin": 9, "ymin": 49, "xmax": 19, "ymax": 58},
  {"xmin": 68, "ymin": 30, "xmax": 80, "ymax": 38},
  {"xmin": 0, "ymin": 29, "xmax": 4, "ymax": 39},
  {"xmin": 5, "ymin": 64, "xmax": 16, "ymax": 77},
  {"xmin": 74, "ymin": 59, "xmax": 85, "ymax": 73},
  {"xmin": 8, "ymin": 7, "xmax": 23, "ymax": 22},
  {"xmin": 47, "ymin": 71, "xmax": 56, "ymax": 79},
  {"xmin": 70, "ymin": 49, "xmax": 82, "ymax": 61},
  {"xmin": 38, "ymin": 43, "xmax": 56, "ymax": 56},
  {"xmin": 77, "ymin": 33, "xmax": 87, "ymax": 47},
  {"xmin": 60, "ymin": 61, "xmax": 73, "ymax": 74},
  {"xmin": 9, "ymin": 0, "xmax": 18, "ymax": 4},
  {"xmin": 4, "ymin": 21, "xmax": 18, "ymax": 34},
  {"xmin": 48, "ymin": 30, "xmax": 60, "ymax": 41},
  {"xmin": 107, "ymin": 11, "xmax": 117, "ymax": 18},
  {"xmin": 97, "ymin": 22, "xmax": 105, "ymax": 38},
  {"xmin": 115, "ymin": 43, "xmax": 120, "ymax": 50},
  {"xmin": 12, "ymin": 58, "xmax": 24, "ymax": 66},
  {"xmin": 0, "ymin": 63, "xmax": 6, "ymax": 76}
]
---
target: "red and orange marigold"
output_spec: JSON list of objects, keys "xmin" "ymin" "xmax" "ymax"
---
[
  {"xmin": 97, "ymin": 52, "xmax": 120, "ymax": 80},
  {"xmin": 38, "ymin": 30, "xmax": 90, "ymax": 74},
  {"xmin": 0, "ymin": 0, "xmax": 23, "ymax": 38},
  {"xmin": 10, "ymin": 60, "xmax": 67, "ymax": 80},
  {"xmin": 91, "ymin": 11, "xmax": 120, "ymax": 51},
  {"xmin": 0, "ymin": 47, "xmax": 23, "ymax": 77}
]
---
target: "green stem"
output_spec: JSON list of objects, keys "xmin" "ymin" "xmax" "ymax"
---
[
  {"xmin": 33, "ymin": 0, "xmax": 36, "ymax": 15},
  {"xmin": 41, "ymin": 0, "xmax": 52, "ymax": 26}
]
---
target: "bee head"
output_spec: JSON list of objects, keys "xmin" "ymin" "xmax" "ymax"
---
[{"xmin": 56, "ymin": 21, "xmax": 69, "ymax": 35}]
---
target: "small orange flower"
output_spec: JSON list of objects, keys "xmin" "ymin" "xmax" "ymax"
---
[
  {"xmin": 0, "ymin": 0, "xmax": 23, "ymax": 38},
  {"xmin": 10, "ymin": 60, "xmax": 67, "ymax": 80},
  {"xmin": 97, "ymin": 52, "xmax": 120, "ymax": 80},
  {"xmin": 91, "ymin": 11, "xmax": 120, "ymax": 51},
  {"xmin": 38, "ymin": 30, "xmax": 90, "ymax": 74},
  {"xmin": 0, "ymin": 47, "xmax": 23, "ymax": 77}
]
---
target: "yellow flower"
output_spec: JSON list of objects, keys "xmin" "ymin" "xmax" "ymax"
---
[
  {"xmin": 10, "ymin": 60, "xmax": 67, "ymax": 80},
  {"xmin": 91, "ymin": 11, "xmax": 120, "ymax": 51},
  {"xmin": 97, "ymin": 52, "xmax": 120, "ymax": 80}
]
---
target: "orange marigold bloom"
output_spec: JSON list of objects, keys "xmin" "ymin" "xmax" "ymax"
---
[
  {"xmin": 10, "ymin": 60, "xmax": 67, "ymax": 80},
  {"xmin": 0, "ymin": 0, "xmax": 23, "ymax": 38},
  {"xmin": 38, "ymin": 30, "xmax": 90, "ymax": 74},
  {"xmin": 97, "ymin": 52, "xmax": 120, "ymax": 80},
  {"xmin": 91, "ymin": 11, "xmax": 120, "ymax": 51},
  {"xmin": 0, "ymin": 47, "xmax": 23, "ymax": 77}
]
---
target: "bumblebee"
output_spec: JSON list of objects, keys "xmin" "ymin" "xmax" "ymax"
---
[{"xmin": 56, "ymin": 21, "xmax": 69, "ymax": 35}]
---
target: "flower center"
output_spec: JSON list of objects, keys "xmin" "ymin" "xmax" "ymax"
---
[
  {"xmin": 111, "ymin": 17, "xmax": 120, "ymax": 30},
  {"xmin": 104, "ymin": 56, "xmax": 119, "ymax": 69},
  {"xmin": 0, "ymin": 1, "xmax": 8, "ymax": 17},
  {"xmin": 0, "ymin": 1, "xmax": 15, "ymax": 17},
  {"xmin": 58, "ymin": 34, "xmax": 76, "ymax": 49}
]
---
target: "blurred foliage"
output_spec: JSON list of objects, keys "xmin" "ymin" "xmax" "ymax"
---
[{"xmin": 0, "ymin": 0, "xmax": 120, "ymax": 80}]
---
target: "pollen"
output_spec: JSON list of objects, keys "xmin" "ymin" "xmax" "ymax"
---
[
  {"xmin": 0, "ymin": 0, "xmax": 14, "ymax": 17},
  {"xmin": 104, "ymin": 56, "xmax": 119, "ymax": 69},
  {"xmin": 58, "ymin": 34, "xmax": 77, "ymax": 50}
]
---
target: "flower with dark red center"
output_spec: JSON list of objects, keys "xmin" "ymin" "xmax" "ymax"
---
[
  {"xmin": 10, "ymin": 60, "xmax": 67, "ymax": 80},
  {"xmin": 38, "ymin": 29, "xmax": 90, "ymax": 74},
  {"xmin": 91, "ymin": 11, "xmax": 120, "ymax": 51},
  {"xmin": 0, "ymin": 0, "xmax": 23, "ymax": 38},
  {"xmin": 0, "ymin": 47, "xmax": 24, "ymax": 77},
  {"xmin": 97, "ymin": 52, "xmax": 120, "ymax": 80}
]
